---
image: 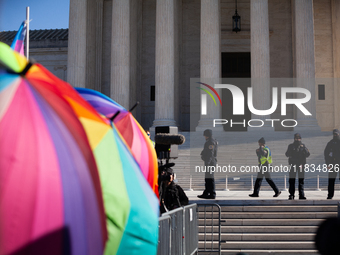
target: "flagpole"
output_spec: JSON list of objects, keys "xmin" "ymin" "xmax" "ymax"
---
[{"xmin": 26, "ymin": 6, "xmax": 29, "ymax": 60}]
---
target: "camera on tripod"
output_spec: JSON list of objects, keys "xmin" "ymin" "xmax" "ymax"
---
[
  {"xmin": 154, "ymin": 126, "xmax": 185, "ymax": 161},
  {"xmin": 154, "ymin": 126, "xmax": 185, "ymax": 185}
]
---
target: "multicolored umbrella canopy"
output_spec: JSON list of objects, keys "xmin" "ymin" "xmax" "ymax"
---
[
  {"xmin": 73, "ymin": 92, "xmax": 159, "ymax": 254},
  {"xmin": 0, "ymin": 42, "xmax": 159, "ymax": 255},
  {"xmin": 0, "ymin": 42, "xmax": 107, "ymax": 254},
  {"xmin": 76, "ymin": 88, "xmax": 159, "ymax": 197}
]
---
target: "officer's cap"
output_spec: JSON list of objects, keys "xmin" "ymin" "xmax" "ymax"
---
[
  {"xmin": 165, "ymin": 167, "xmax": 174, "ymax": 175},
  {"xmin": 294, "ymin": 133, "xmax": 301, "ymax": 139},
  {"xmin": 258, "ymin": 137, "xmax": 265, "ymax": 144},
  {"xmin": 333, "ymin": 129, "xmax": 340, "ymax": 136},
  {"xmin": 203, "ymin": 129, "xmax": 212, "ymax": 138}
]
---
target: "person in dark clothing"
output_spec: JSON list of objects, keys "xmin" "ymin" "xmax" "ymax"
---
[
  {"xmin": 285, "ymin": 133, "xmax": 310, "ymax": 200},
  {"xmin": 249, "ymin": 137, "xmax": 281, "ymax": 198},
  {"xmin": 315, "ymin": 217, "xmax": 340, "ymax": 255},
  {"xmin": 197, "ymin": 129, "xmax": 218, "ymax": 199},
  {"xmin": 159, "ymin": 167, "xmax": 189, "ymax": 214},
  {"xmin": 324, "ymin": 129, "xmax": 340, "ymax": 199}
]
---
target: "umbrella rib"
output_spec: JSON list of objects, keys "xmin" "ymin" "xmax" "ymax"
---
[
  {"xmin": 129, "ymin": 101, "xmax": 139, "ymax": 112},
  {"xmin": 110, "ymin": 110, "xmax": 121, "ymax": 122}
]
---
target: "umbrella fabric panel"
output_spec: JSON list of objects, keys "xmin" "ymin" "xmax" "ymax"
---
[
  {"xmin": 26, "ymin": 63, "xmax": 108, "ymax": 243},
  {"xmin": 113, "ymin": 128, "xmax": 159, "ymax": 255},
  {"xmin": 75, "ymin": 88, "xmax": 159, "ymax": 196},
  {"xmin": 92, "ymin": 128, "xmax": 130, "ymax": 255},
  {"xmin": 0, "ymin": 80, "xmax": 64, "ymax": 254},
  {"xmin": 0, "ymin": 42, "xmax": 107, "ymax": 255},
  {"xmin": 115, "ymin": 113, "xmax": 158, "ymax": 194},
  {"xmin": 32, "ymin": 88, "xmax": 104, "ymax": 255},
  {"xmin": 0, "ymin": 75, "xmax": 20, "ymax": 120},
  {"xmin": 76, "ymin": 87, "xmax": 127, "ymax": 122},
  {"xmin": 0, "ymin": 42, "xmax": 26, "ymax": 73}
]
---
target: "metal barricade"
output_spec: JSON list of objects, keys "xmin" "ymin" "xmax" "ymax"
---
[
  {"xmin": 162, "ymin": 207, "xmax": 184, "ymax": 255},
  {"xmin": 157, "ymin": 215, "xmax": 171, "ymax": 255},
  {"xmin": 183, "ymin": 204, "xmax": 198, "ymax": 255},
  {"xmin": 197, "ymin": 204, "xmax": 223, "ymax": 255}
]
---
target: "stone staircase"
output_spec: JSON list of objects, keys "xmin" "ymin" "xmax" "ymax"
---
[
  {"xmin": 196, "ymin": 201, "xmax": 339, "ymax": 255},
  {"xmin": 172, "ymin": 131, "xmax": 340, "ymax": 192}
]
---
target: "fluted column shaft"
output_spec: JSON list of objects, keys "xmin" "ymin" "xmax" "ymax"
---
[
  {"xmin": 332, "ymin": 0, "xmax": 340, "ymax": 128},
  {"xmin": 250, "ymin": 0, "xmax": 271, "ymax": 127},
  {"xmin": 197, "ymin": 0, "xmax": 221, "ymax": 130},
  {"xmin": 294, "ymin": 0, "xmax": 320, "ymax": 129},
  {"xmin": 153, "ymin": 0, "xmax": 177, "ymax": 127},
  {"xmin": 67, "ymin": 0, "xmax": 87, "ymax": 87},
  {"xmin": 111, "ymin": 0, "xmax": 133, "ymax": 110}
]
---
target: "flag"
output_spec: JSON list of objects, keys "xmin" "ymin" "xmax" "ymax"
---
[{"xmin": 10, "ymin": 21, "xmax": 27, "ymax": 55}]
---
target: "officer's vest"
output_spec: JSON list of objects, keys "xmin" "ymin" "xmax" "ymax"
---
[{"xmin": 260, "ymin": 146, "xmax": 272, "ymax": 164}]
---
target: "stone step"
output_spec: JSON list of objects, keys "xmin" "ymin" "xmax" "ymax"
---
[
  {"xmin": 215, "ymin": 250, "xmax": 319, "ymax": 255},
  {"xmin": 199, "ymin": 233, "xmax": 315, "ymax": 241},
  {"xmin": 199, "ymin": 225, "xmax": 318, "ymax": 233},
  {"xmin": 198, "ymin": 218, "xmax": 325, "ymax": 226},
  {"xmin": 198, "ymin": 205, "xmax": 337, "ymax": 212},
  {"xmin": 199, "ymin": 241, "xmax": 316, "ymax": 250},
  {"xmin": 198, "ymin": 211, "xmax": 335, "ymax": 219}
]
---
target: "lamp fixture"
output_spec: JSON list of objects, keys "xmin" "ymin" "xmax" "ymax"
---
[{"xmin": 232, "ymin": 0, "xmax": 241, "ymax": 33}]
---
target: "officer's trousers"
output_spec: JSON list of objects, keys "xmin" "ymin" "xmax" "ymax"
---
[
  {"xmin": 204, "ymin": 178, "xmax": 216, "ymax": 197},
  {"xmin": 328, "ymin": 170, "xmax": 340, "ymax": 198},
  {"xmin": 253, "ymin": 165, "xmax": 279, "ymax": 195},
  {"xmin": 289, "ymin": 164, "xmax": 305, "ymax": 198},
  {"xmin": 204, "ymin": 163, "xmax": 216, "ymax": 197}
]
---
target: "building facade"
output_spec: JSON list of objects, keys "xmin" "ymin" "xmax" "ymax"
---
[
  {"xmin": 2, "ymin": 0, "xmax": 340, "ymax": 132},
  {"xmin": 0, "ymin": 29, "xmax": 68, "ymax": 81}
]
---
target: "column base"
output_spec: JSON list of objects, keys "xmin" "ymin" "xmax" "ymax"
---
[{"xmin": 151, "ymin": 118, "xmax": 177, "ymax": 127}]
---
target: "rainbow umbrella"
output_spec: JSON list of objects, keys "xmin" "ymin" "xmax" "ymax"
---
[
  {"xmin": 76, "ymin": 88, "xmax": 159, "ymax": 197},
  {"xmin": 0, "ymin": 42, "xmax": 159, "ymax": 255},
  {"xmin": 72, "ymin": 92, "xmax": 159, "ymax": 254},
  {"xmin": 0, "ymin": 42, "xmax": 107, "ymax": 254}
]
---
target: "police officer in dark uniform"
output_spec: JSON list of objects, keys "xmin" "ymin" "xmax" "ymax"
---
[
  {"xmin": 198, "ymin": 129, "xmax": 218, "ymax": 199},
  {"xmin": 285, "ymin": 133, "xmax": 310, "ymax": 200},
  {"xmin": 324, "ymin": 129, "xmax": 340, "ymax": 199},
  {"xmin": 159, "ymin": 167, "xmax": 189, "ymax": 214},
  {"xmin": 249, "ymin": 137, "xmax": 281, "ymax": 198}
]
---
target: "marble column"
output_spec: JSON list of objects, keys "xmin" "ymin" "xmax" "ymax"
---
[
  {"xmin": 293, "ymin": 0, "xmax": 320, "ymax": 130},
  {"xmin": 332, "ymin": 0, "xmax": 340, "ymax": 128},
  {"xmin": 67, "ymin": 0, "xmax": 103, "ymax": 90},
  {"xmin": 67, "ymin": 0, "xmax": 87, "ymax": 88},
  {"xmin": 111, "ymin": 0, "xmax": 137, "ymax": 110},
  {"xmin": 196, "ymin": 0, "xmax": 221, "ymax": 130},
  {"xmin": 87, "ymin": 0, "xmax": 103, "ymax": 92},
  {"xmin": 249, "ymin": 0, "xmax": 273, "ymax": 130},
  {"xmin": 152, "ymin": 0, "xmax": 177, "ymax": 127}
]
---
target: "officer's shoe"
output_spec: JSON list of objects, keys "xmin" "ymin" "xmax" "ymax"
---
[
  {"xmin": 205, "ymin": 195, "xmax": 216, "ymax": 199},
  {"xmin": 288, "ymin": 195, "xmax": 294, "ymax": 200},
  {"xmin": 197, "ymin": 193, "xmax": 209, "ymax": 199},
  {"xmin": 249, "ymin": 193, "xmax": 259, "ymax": 197},
  {"xmin": 299, "ymin": 196, "xmax": 306, "ymax": 200},
  {"xmin": 327, "ymin": 196, "xmax": 333, "ymax": 199},
  {"xmin": 273, "ymin": 191, "xmax": 281, "ymax": 197}
]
